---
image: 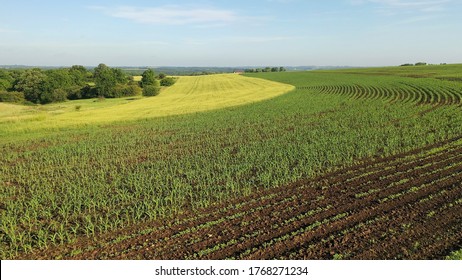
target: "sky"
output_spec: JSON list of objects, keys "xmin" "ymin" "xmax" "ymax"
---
[{"xmin": 0, "ymin": 0, "xmax": 461, "ymax": 67}]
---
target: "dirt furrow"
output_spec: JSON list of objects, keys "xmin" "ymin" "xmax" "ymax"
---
[
  {"xmin": 19, "ymin": 137, "xmax": 462, "ymax": 260},
  {"xmin": 65, "ymin": 141, "xmax": 462, "ymax": 259},
  {"xmin": 242, "ymin": 168, "xmax": 462, "ymax": 259},
  {"xmin": 284, "ymin": 181, "xmax": 462, "ymax": 259},
  {"xmin": 117, "ymin": 149, "xmax": 462, "ymax": 259}
]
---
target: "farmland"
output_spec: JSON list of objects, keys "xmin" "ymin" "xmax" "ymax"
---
[
  {"xmin": 1, "ymin": 65, "xmax": 462, "ymax": 259},
  {"xmin": 0, "ymin": 74, "xmax": 293, "ymax": 141}
]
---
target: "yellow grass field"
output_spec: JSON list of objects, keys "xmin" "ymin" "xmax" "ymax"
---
[{"xmin": 0, "ymin": 74, "xmax": 294, "ymax": 136}]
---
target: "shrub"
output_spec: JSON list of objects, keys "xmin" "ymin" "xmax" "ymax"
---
[
  {"xmin": 40, "ymin": 88, "xmax": 67, "ymax": 104},
  {"xmin": 128, "ymin": 78, "xmax": 139, "ymax": 86},
  {"xmin": 125, "ymin": 85, "xmax": 142, "ymax": 96},
  {"xmin": 160, "ymin": 77, "xmax": 177, "ymax": 87},
  {"xmin": 113, "ymin": 84, "xmax": 142, "ymax": 98},
  {"xmin": 0, "ymin": 91, "xmax": 25, "ymax": 103},
  {"xmin": 0, "ymin": 79, "xmax": 12, "ymax": 91},
  {"xmin": 143, "ymin": 85, "xmax": 161, "ymax": 97},
  {"xmin": 67, "ymin": 86, "xmax": 84, "ymax": 100},
  {"xmin": 81, "ymin": 85, "xmax": 98, "ymax": 99}
]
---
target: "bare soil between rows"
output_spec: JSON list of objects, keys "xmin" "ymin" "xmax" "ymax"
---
[{"xmin": 20, "ymin": 137, "xmax": 462, "ymax": 260}]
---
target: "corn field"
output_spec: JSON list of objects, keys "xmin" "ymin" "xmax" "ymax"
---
[{"xmin": 1, "ymin": 66, "xmax": 462, "ymax": 259}]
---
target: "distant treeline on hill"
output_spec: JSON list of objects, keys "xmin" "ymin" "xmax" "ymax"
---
[
  {"xmin": 244, "ymin": 67, "xmax": 287, "ymax": 73},
  {"xmin": 0, "ymin": 65, "xmax": 359, "ymax": 75},
  {"xmin": 400, "ymin": 62, "xmax": 448, "ymax": 67},
  {"xmin": 120, "ymin": 66, "xmax": 289, "ymax": 75},
  {"xmin": 120, "ymin": 67, "xmax": 240, "ymax": 76},
  {"xmin": 0, "ymin": 64, "xmax": 176, "ymax": 105}
]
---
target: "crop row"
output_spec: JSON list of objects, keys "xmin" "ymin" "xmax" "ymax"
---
[
  {"xmin": 298, "ymin": 81, "xmax": 462, "ymax": 105},
  {"xmin": 19, "ymin": 137, "xmax": 462, "ymax": 259},
  {"xmin": 3, "ymin": 70, "xmax": 462, "ymax": 259},
  {"xmin": 283, "ymin": 184, "xmax": 462, "ymax": 259}
]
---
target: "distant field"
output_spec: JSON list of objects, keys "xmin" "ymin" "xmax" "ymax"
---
[
  {"xmin": 332, "ymin": 63, "xmax": 462, "ymax": 81},
  {"xmin": 0, "ymin": 74, "xmax": 293, "ymax": 141},
  {"xmin": 1, "ymin": 65, "xmax": 462, "ymax": 260}
]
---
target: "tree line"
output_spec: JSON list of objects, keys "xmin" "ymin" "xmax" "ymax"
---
[
  {"xmin": 0, "ymin": 64, "xmax": 176, "ymax": 104},
  {"xmin": 400, "ymin": 62, "xmax": 428, "ymax": 67},
  {"xmin": 244, "ymin": 67, "xmax": 286, "ymax": 73}
]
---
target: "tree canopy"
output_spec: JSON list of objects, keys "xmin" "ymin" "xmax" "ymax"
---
[
  {"xmin": 141, "ymin": 69, "xmax": 157, "ymax": 87},
  {"xmin": 94, "ymin": 63, "xmax": 117, "ymax": 98},
  {"xmin": 13, "ymin": 69, "xmax": 47, "ymax": 103},
  {"xmin": 0, "ymin": 63, "xmax": 171, "ymax": 104}
]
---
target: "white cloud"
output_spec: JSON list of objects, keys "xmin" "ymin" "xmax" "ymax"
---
[{"xmin": 91, "ymin": 5, "xmax": 238, "ymax": 25}]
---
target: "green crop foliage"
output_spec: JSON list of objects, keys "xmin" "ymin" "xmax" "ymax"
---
[
  {"xmin": 1, "ymin": 65, "xmax": 462, "ymax": 258},
  {"xmin": 446, "ymin": 249, "xmax": 462, "ymax": 260}
]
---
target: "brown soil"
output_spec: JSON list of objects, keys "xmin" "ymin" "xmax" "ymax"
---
[{"xmin": 19, "ymin": 136, "xmax": 462, "ymax": 260}]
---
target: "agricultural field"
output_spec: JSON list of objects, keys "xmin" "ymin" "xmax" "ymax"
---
[
  {"xmin": 0, "ymin": 74, "xmax": 293, "ymax": 141},
  {"xmin": 1, "ymin": 65, "xmax": 462, "ymax": 260},
  {"xmin": 332, "ymin": 64, "xmax": 462, "ymax": 82}
]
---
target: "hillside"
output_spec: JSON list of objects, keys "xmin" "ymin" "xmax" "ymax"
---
[{"xmin": 1, "ymin": 65, "xmax": 462, "ymax": 260}]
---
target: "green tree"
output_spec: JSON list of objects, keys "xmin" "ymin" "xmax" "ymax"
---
[
  {"xmin": 0, "ymin": 69, "xmax": 13, "ymax": 91},
  {"xmin": 80, "ymin": 85, "xmax": 98, "ymax": 99},
  {"xmin": 141, "ymin": 69, "xmax": 157, "ymax": 87},
  {"xmin": 279, "ymin": 67, "xmax": 286, "ymax": 72},
  {"xmin": 66, "ymin": 86, "xmax": 84, "ymax": 100},
  {"xmin": 43, "ymin": 69, "xmax": 73, "ymax": 93},
  {"xmin": 40, "ymin": 88, "xmax": 67, "ymax": 104},
  {"xmin": 113, "ymin": 68, "xmax": 128, "ymax": 84},
  {"xmin": 94, "ymin": 63, "xmax": 116, "ymax": 98},
  {"xmin": 69, "ymin": 65, "xmax": 88, "ymax": 86},
  {"xmin": 13, "ymin": 68, "xmax": 47, "ymax": 103}
]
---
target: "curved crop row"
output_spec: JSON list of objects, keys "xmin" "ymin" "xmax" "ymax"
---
[
  {"xmin": 297, "ymin": 78, "xmax": 462, "ymax": 106},
  {"xmin": 5, "ymin": 70, "xmax": 462, "ymax": 260}
]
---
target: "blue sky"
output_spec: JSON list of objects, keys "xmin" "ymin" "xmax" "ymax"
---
[{"xmin": 0, "ymin": 0, "xmax": 461, "ymax": 66}]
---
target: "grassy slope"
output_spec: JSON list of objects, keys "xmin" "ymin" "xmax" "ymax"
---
[
  {"xmin": 1, "ymin": 66, "xmax": 462, "ymax": 258},
  {"xmin": 0, "ymin": 74, "xmax": 293, "ymax": 141}
]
